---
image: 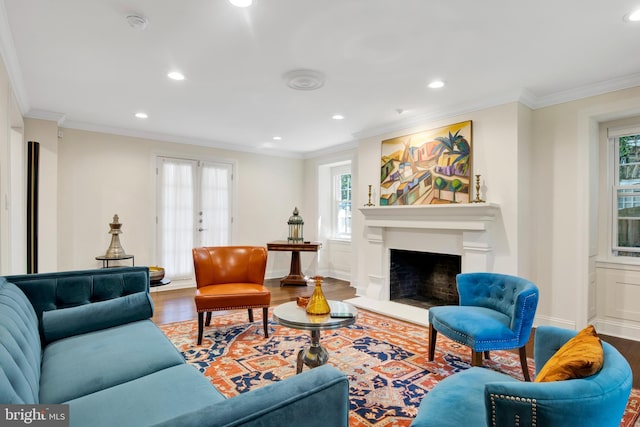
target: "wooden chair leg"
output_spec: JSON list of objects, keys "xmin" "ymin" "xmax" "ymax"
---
[
  {"xmin": 197, "ymin": 312, "xmax": 204, "ymax": 345},
  {"xmin": 205, "ymin": 311, "xmax": 212, "ymax": 326},
  {"xmin": 471, "ymin": 350, "xmax": 483, "ymax": 367},
  {"xmin": 428, "ymin": 323, "xmax": 437, "ymax": 361},
  {"xmin": 262, "ymin": 307, "xmax": 269, "ymax": 338},
  {"xmin": 519, "ymin": 346, "xmax": 531, "ymax": 382},
  {"xmin": 248, "ymin": 308, "xmax": 254, "ymax": 322}
]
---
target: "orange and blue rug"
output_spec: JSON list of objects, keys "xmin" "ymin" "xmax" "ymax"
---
[{"xmin": 160, "ymin": 309, "xmax": 640, "ymax": 426}]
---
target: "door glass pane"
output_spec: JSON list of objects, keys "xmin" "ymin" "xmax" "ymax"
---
[
  {"xmin": 199, "ymin": 162, "xmax": 231, "ymax": 247},
  {"xmin": 158, "ymin": 158, "xmax": 196, "ymax": 278}
]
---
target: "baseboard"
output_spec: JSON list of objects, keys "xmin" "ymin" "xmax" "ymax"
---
[
  {"xmin": 533, "ymin": 315, "xmax": 576, "ymax": 330},
  {"xmin": 150, "ymin": 279, "xmax": 195, "ymax": 293},
  {"xmin": 592, "ymin": 319, "xmax": 640, "ymax": 342}
]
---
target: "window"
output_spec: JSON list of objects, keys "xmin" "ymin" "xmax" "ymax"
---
[
  {"xmin": 157, "ymin": 157, "xmax": 233, "ymax": 278},
  {"xmin": 612, "ymin": 133, "xmax": 640, "ymax": 257},
  {"xmin": 332, "ymin": 164, "xmax": 351, "ymax": 239}
]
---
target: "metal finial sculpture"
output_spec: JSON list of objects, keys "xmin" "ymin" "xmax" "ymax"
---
[{"xmin": 105, "ymin": 214, "xmax": 127, "ymax": 258}]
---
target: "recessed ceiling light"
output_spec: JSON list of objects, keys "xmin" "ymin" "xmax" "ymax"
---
[
  {"xmin": 229, "ymin": 0, "xmax": 252, "ymax": 7},
  {"xmin": 167, "ymin": 71, "xmax": 185, "ymax": 81},
  {"xmin": 624, "ymin": 8, "xmax": 640, "ymax": 21},
  {"xmin": 273, "ymin": 136, "xmax": 282, "ymax": 141},
  {"xmin": 135, "ymin": 112, "xmax": 148, "ymax": 119},
  {"xmin": 428, "ymin": 80, "xmax": 445, "ymax": 89},
  {"xmin": 332, "ymin": 114, "xmax": 344, "ymax": 120}
]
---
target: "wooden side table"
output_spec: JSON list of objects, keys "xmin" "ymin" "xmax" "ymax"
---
[{"xmin": 266, "ymin": 241, "xmax": 321, "ymax": 286}]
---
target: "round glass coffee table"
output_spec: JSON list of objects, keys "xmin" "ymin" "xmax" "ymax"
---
[{"xmin": 273, "ymin": 300, "xmax": 358, "ymax": 374}]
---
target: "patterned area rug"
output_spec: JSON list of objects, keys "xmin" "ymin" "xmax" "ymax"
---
[{"xmin": 159, "ymin": 309, "xmax": 640, "ymax": 426}]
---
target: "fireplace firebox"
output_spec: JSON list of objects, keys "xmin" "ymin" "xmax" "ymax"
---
[{"xmin": 389, "ymin": 249, "xmax": 461, "ymax": 309}]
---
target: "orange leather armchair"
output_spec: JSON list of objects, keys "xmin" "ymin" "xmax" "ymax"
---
[{"xmin": 192, "ymin": 246, "xmax": 270, "ymax": 345}]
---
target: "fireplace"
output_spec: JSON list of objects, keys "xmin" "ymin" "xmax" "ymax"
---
[
  {"xmin": 347, "ymin": 204, "xmax": 499, "ymax": 325},
  {"xmin": 390, "ymin": 249, "xmax": 461, "ymax": 309}
]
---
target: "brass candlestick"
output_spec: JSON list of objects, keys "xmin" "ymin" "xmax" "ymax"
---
[
  {"xmin": 472, "ymin": 174, "xmax": 485, "ymax": 203},
  {"xmin": 364, "ymin": 184, "xmax": 375, "ymax": 206}
]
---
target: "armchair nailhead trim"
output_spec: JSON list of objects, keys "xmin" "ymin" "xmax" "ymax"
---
[
  {"xmin": 489, "ymin": 394, "xmax": 537, "ymax": 427},
  {"xmin": 197, "ymin": 304, "xmax": 269, "ymax": 312}
]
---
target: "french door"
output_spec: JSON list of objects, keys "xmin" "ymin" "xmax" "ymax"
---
[{"xmin": 156, "ymin": 156, "xmax": 233, "ymax": 279}]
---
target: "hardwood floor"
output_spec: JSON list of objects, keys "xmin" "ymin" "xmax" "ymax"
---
[
  {"xmin": 151, "ymin": 277, "xmax": 640, "ymax": 388},
  {"xmin": 150, "ymin": 277, "xmax": 356, "ymax": 325}
]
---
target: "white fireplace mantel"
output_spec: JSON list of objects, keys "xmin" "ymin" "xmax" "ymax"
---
[
  {"xmin": 347, "ymin": 203, "xmax": 501, "ymax": 325},
  {"xmin": 359, "ymin": 203, "xmax": 500, "ymax": 231}
]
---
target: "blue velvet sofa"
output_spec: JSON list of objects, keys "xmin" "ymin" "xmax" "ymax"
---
[
  {"xmin": 0, "ymin": 267, "xmax": 349, "ymax": 427},
  {"xmin": 411, "ymin": 325, "xmax": 632, "ymax": 427}
]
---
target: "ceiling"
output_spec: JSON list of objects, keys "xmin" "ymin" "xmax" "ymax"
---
[{"xmin": 2, "ymin": 0, "xmax": 640, "ymax": 156}]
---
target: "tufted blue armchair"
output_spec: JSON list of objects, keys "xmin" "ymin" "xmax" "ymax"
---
[
  {"xmin": 412, "ymin": 326, "xmax": 632, "ymax": 426},
  {"xmin": 428, "ymin": 272, "xmax": 539, "ymax": 381}
]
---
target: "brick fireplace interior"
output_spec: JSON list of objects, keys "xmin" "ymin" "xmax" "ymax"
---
[{"xmin": 389, "ymin": 249, "xmax": 461, "ymax": 309}]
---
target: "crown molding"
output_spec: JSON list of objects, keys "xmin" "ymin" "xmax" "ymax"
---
[
  {"xmin": 0, "ymin": 0, "xmax": 29, "ymax": 114},
  {"xmin": 531, "ymin": 72, "xmax": 640, "ymax": 109},
  {"xmin": 61, "ymin": 119, "xmax": 304, "ymax": 159},
  {"xmin": 353, "ymin": 74, "xmax": 640, "ymax": 142},
  {"xmin": 25, "ymin": 109, "xmax": 66, "ymax": 125},
  {"xmin": 352, "ymin": 88, "xmax": 529, "ymax": 141},
  {"xmin": 302, "ymin": 139, "xmax": 358, "ymax": 159}
]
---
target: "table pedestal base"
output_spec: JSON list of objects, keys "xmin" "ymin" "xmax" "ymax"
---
[
  {"xmin": 280, "ymin": 251, "xmax": 307, "ymax": 286},
  {"xmin": 267, "ymin": 241, "xmax": 321, "ymax": 286},
  {"xmin": 296, "ymin": 330, "xmax": 328, "ymax": 374}
]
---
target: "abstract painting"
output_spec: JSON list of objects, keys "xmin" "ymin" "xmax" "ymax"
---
[{"xmin": 380, "ymin": 120, "xmax": 472, "ymax": 205}]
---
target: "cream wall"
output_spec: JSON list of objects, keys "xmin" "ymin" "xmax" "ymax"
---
[
  {"xmin": 531, "ymin": 87, "xmax": 640, "ymax": 335},
  {"xmin": 302, "ymin": 148, "xmax": 357, "ymax": 280},
  {"xmin": 4, "ymin": 45, "xmax": 640, "ymax": 337},
  {"xmin": 0, "ymin": 55, "xmax": 24, "ymax": 275},
  {"xmin": 55, "ymin": 127, "xmax": 304, "ymax": 283},
  {"xmin": 352, "ymin": 103, "xmax": 527, "ymax": 293},
  {"xmin": 0, "ymin": 58, "xmax": 12, "ymax": 273},
  {"xmin": 349, "ymin": 89, "xmax": 640, "ymax": 336}
]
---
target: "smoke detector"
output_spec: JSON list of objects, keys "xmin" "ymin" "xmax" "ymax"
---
[
  {"xmin": 126, "ymin": 14, "xmax": 148, "ymax": 30},
  {"xmin": 283, "ymin": 69, "xmax": 326, "ymax": 91}
]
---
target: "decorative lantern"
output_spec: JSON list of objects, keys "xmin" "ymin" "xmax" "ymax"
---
[{"xmin": 287, "ymin": 207, "xmax": 304, "ymax": 243}]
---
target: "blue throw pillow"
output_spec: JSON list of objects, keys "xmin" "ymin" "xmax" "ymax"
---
[{"xmin": 42, "ymin": 291, "xmax": 153, "ymax": 343}]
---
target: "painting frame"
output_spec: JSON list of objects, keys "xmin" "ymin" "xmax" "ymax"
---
[{"xmin": 380, "ymin": 120, "xmax": 472, "ymax": 205}]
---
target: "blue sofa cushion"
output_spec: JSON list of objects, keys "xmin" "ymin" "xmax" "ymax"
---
[
  {"xmin": 39, "ymin": 319, "xmax": 185, "ymax": 403},
  {"xmin": 0, "ymin": 279, "xmax": 41, "ymax": 404},
  {"xmin": 65, "ymin": 364, "xmax": 224, "ymax": 427},
  {"xmin": 42, "ymin": 291, "xmax": 154, "ymax": 344}
]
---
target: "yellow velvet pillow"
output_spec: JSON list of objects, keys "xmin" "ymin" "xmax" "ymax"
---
[{"xmin": 534, "ymin": 325, "xmax": 604, "ymax": 382}]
